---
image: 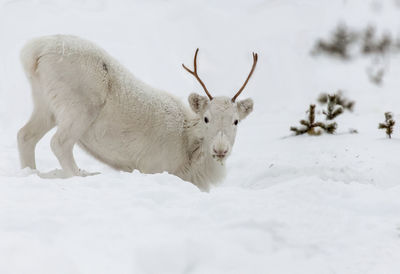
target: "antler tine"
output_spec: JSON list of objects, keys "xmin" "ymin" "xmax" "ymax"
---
[
  {"xmin": 231, "ymin": 52, "xmax": 258, "ymax": 102},
  {"xmin": 182, "ymin": 48, "xmax": 213, "ymax": 100}
]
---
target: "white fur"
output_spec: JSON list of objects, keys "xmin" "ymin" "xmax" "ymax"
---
[{"xmin": 17, "ymin": 35, "xmax": 254, "ymax": 191}]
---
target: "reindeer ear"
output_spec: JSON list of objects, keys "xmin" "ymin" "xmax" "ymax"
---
[
  {"xmin": 188, "ymin": 93, "xmax": 209, "ymax": 114},
  {"xmin": 236, "ymin": 98, "xmax": 254, "ymax": 120}
]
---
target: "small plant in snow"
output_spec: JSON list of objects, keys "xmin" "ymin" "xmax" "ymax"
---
[
  {"xmin": 290, "ymin": 104, "xmax": 337, "ymax": 136},
  {"xmin": 367, "ymin": 66, "xmax": 385, "ymax": 85},
  {"xmin": 361, "ymin": 26, "xmax": 392, "ymax": 56},
  {"xmin": 322, "ymin": 94, "xmax": 344, "ymax": 120},
  {"xmin": 317, "ymin": 91, "xmax": 355, "ymax": 111},
  {"xmin": 312, "ymin": 23, "xmax": 357, "ymax": 59},
  {"xmin": 312, "ymin": 24, "xmax": 400, "ymax": 86},
  {"xmin": 378, "ymin": 112, "xmax": 395, "ymax": 138},
  {"xmin": 366, "ymin": 56, "xmax": 387, "ymax": 85}
]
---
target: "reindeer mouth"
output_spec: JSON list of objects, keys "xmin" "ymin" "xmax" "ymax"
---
[{"xmin": 212, "ymin": 156, "xmax": 225, "ymax": 165}]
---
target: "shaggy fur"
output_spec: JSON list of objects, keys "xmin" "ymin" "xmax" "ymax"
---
[{"xmin": 17, "ymin": 35, "xmax": 254, "ymax": 191}]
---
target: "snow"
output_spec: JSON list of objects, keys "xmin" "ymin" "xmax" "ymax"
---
[{"xmin": 1, "ymin": 0, "xmax": 400, "ymax": 273}]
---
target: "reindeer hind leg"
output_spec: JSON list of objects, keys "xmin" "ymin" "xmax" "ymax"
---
[
  {"xmin": 17, "ymin": 80, "xmax": 55, "ymax": 170},
  {"xmin": 48, "ymin": 94, "xmax": 102, "ymax": 178}
]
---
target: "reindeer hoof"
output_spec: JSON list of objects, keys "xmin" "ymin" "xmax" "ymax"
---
[
  {"xmin": 77, "ymin": 169, "xmax": 101, "ymax": 177},
  {"xmin": 38, "ymin": 169, "xmax": 100, "ymax": 178},
  {"xmin": 38, "ymin": 169, "xmax": 72, "ymax": 179}
]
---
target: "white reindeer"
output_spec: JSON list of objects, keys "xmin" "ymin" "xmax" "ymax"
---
[{"xmin": 18, "ymin": 35, "xmax": 257, "ymax": 191}]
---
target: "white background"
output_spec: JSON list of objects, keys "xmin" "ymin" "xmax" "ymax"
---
[{"xmin": 1, "ymin": 0, "xmax": 400, "ymax": 273}]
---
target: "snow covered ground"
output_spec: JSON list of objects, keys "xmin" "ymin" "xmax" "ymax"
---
[{"xmin": 1, "ymin": 0, "xmax": 400, "ymax": 273}]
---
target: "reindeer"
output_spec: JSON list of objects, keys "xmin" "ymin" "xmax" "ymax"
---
[{"xmin": 17, "ymin": 35, "xmax": 257, "ymax": 191}]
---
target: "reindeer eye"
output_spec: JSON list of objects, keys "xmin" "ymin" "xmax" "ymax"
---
[
  {"xmin": 204, "ymin": 117, "xmax": 209, "ymax": 123},
  {"xmin": 234, "ymin": 120, "xmax": 238, "ymax": 125}
]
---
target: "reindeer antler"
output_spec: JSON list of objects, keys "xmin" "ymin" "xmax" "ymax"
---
[
  {"xmin": 231, "ymin": 52, "xmax": 258, "ymax": 102},
  {"xmin": 182, "ymin": 48, "xmax": 213, "ymax": 100}
]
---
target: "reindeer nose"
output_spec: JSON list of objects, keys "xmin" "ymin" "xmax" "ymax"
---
[
  {"xmin": 212, "ymin": 131, "xmax": 230, "ymax": 160},
  {"xmin": 213, "ymin": 148, "xmax": 228, "ymax": 159}
]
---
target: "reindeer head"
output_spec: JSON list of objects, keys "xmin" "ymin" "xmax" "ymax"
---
[{"xmin": 183, "ymin": 49, "xmax": 257, "ymax": 163}]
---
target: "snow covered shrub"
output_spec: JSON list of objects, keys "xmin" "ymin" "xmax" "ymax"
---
[
  {"xmin": 311, "ymin": 23, "xmax": 357, "ymax": 59},
  {"xmin": 312, "ymin": 23, "xmax": 400, "ymax": 85},
  {"xmin": 322, "ymin": 94, "xmax": 343, "ymax": 120},
  {"xmin": 317, "ymin": 91, "xmax": 355, "ymax": 112},
  {"xmin": 361, "ymin": 26, "xmax": 392, "ymax": 55},
  {"xmin": 312, "ymin": 24, "xmax": 397, "ymax": 60},
  {"xmin": 366, "ymin": 64, "xmax": 385, "ymax": 85},
  {"xmin": 361, "ymin": 26, "xmax": 393, "ymax": 85},
  {"xmin": 290, "ymin": 104, "xmax": 337, "ymax": 136},
  {"xmin": 378, "ymin": 112, "xmax": 395, "ymax": 138}
]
